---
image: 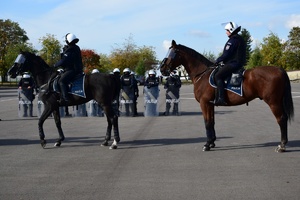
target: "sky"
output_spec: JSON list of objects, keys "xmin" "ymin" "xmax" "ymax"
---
[{"xmin": 1, "ymin": 0, "xmax": 300, "ymax": 61}]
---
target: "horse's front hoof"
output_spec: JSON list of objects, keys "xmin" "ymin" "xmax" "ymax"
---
[
  {"xmin": 203, "ymin": 145, "xmax": 211, "ymax": 151},
  {"xmin": 275, "ymin": 145, "xmax": 286, "ymax": 153},
  {"xmin": 109, "ymin": 144, "xmax": 118, "ymax": 150},
  {"xmin": 54, "ymin": 141, "xmax": 61, "ymax": 147},
  {"xmin": 101, "ymin": 140, "xmax": 109, "ymax": 147},
  {"xmin": 209, "ymin": 142, "xmax": 216, "ymax": 148},
  {"xmin": 41, "ymin": 140, "xmax": 47, "ymax": 148}
]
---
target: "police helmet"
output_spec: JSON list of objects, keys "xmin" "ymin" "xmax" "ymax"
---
[
  {"xmin": 225, "ymin": 22, "xmax": 239, "ymax": 33},
  {"xmin": 123, "ymin": 68, "xmax": 131, "ymax": 73},
  {"xmin": 22, "ymin": 73, "xmax": 30, "ymax": 78},
  {"xmin": 113, "ymin": 68, "xmax": 120, "ymax": 73},
  {"xmin": 65, "ymin": 33, "xmax": 79, "ymax": 44},
  {"xmin": 92, "ymin": 69, "xmax": 100, "ymax": 74},
  {"xmin": 224, "ymin": 22, "xmax": 241, "ymax": 34},
  {"xmin": 148, "ymin": 69, "xmax": 156, "ymax": 75}
]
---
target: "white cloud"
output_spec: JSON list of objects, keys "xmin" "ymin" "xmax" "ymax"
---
[
  {"xmin": 286, "ymin": 14, "xmax": 300, "ymax": 29},
  {"xmin": 162, "ymin": 40, "xmax": 171, "ymax": 51}
]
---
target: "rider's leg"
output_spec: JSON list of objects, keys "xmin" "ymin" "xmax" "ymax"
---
[{"xmin": 59, "ymin": 71, "xmax": 74, "ymax": 104}]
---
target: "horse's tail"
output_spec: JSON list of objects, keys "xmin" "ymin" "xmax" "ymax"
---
[{"xmin": 281, "ymin": 68, "xmax": 294, "ymax": 122}]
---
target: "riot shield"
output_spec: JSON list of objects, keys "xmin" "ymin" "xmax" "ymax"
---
[
  {"xmin": 72, "ymin": 103, "xmax": 87, "ymax": 117},
  {"xmin": 36, "ymin": 95, "xmax": 44, "ymax": 118},
  {"xmin": 144, "ymin": 86, "xmax": 159, "ymax": 117},
  {"xmin": 165, "ymin": 91, "xmax": 181, "ymax": 116},
  {"xmin": 120, "ymin": 86, "xmax": 135, "ymax": 117},
  {"xmin": 86, "ymin": 100, "xmax": 103, "ymax": 117},
  {"xmin": 18, "ymin": 88, "xmax": 33, "ymax": 117}
]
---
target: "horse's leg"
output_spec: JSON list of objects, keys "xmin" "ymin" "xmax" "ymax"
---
[
  {"xmin": 268, "ymin": 103, "xmax": 288, "ymax": 152},
  {"xmin": 101, "ymin": 104, "xmax": 120, "ymax": 149},
  {"xmin": 38, "ymin": 105, "xmax": 53, "ymax": 148},
  {"xmin": 52, "ymin": 107, "xmax": 65, "ymax": 147},
  {"xmin": 101, "ymin": 114, "xmax": 112, "ymax": 146},
  {"xmin": 201, "ymin": 102, "xmax": 216, "ymax": 151}
]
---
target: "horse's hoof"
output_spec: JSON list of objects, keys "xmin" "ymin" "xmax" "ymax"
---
[
  {"xmin": 275, "ymin": 145, "xmax": 286, "ymax": 153},
  {"xmin": 203, "ymin": 146, "xmax": 211, "ymax": 151},
  {"xmin": 109, "ymin": 144, "xmax": 118, "ymax": 150},
  {"xmin": 101, "ymin": 140, "xmax": 109, "ymax": 147},
  {"xmin": 54, "ymin": 141, "xmax": 61, "ymax": 147},
  {"xmin": 209, "ymin": 143, "xmax": 216, "ymax": 148},
  {"xmin": 41, "ymin": 140, "xmax": 47, "ymax": 148}
]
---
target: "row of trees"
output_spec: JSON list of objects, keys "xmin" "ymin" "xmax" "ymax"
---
[{"xmin": 1, "ymin": 19, "xmax": 300, "ymax": 81}]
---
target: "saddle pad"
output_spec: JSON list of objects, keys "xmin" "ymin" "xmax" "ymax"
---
[
  {"xmin": 69, "ymin": 75, "xmax": 86, "ymax": 98},
  {"xmin": 209, "ymin": 69, "xmax": 243, "ymax": 96}
]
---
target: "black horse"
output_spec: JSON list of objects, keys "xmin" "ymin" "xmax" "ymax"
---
[{"xmin": 8, "ymin": 51, "xmax": 121, "ymax": 149}]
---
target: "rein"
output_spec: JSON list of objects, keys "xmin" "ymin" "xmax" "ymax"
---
[{"xmin": 193, "ymin": 66, "xmax": 216, "ymax": 83}]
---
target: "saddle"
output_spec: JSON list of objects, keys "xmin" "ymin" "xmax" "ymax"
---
[
  {"xmin": 46, "ymin": 73, "xmax": 86, "ymax": 98},
  {"xmin": 209, "ymin": 67, "xmax": 245, "ymax": 96}
]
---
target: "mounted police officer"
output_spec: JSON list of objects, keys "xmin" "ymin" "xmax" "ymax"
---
[
  {"xmin": 54, "ymin": 33, "xmax": 83, "ymax": 105},
  {"xmin": 213, "ymin": 22, "xmax": 246, "ymax": 106},
  {"xmin": 164, "ymin": 70, "xmax": 181, "ymax": 116}
]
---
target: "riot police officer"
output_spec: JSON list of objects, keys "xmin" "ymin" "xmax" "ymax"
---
[
  {"xmin": 164, "ymin": 70, "xmax": 181, "ymax": 116},
  {"xmin": 131, "ymin": 71, "xmax": 139, "ymax": 116},
  {"xmin": 54, "ymin": 33, "xmax": 83, "ymax": 105},
  {"xmin": 18, "ymin": 72, "xmax": 35, "ymax": 117},
  {"xmin": 120, "ymin": 68, "xmax": 135, "ymax": 116},
  {"xmin": 144, "ymin": 70, "xmax": 159, "ymax": 88}
]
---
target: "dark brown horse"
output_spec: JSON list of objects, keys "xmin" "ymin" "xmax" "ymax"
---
[
  {"xmin": 8, "ymin": 51, "xmax": 121, "ymax": 149},
  {"xmin": 160, "ymin": 40, "xmax": 294, "ymax": 152}
]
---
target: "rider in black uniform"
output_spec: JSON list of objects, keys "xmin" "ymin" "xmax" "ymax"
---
[
  {"xmin": 54, "ymin": 33, "xmax": 83, "ymax": 105},
  {"xmin": 213, "ymin": 22, "xmax": 246, "ymax": 106}
]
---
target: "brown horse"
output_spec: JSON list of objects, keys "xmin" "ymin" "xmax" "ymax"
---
[
  {"xmin": 8, "ymin": 51, "xmax": 121, "ymax": 149},
  {"xmin": 160, "ymin": 40, "xmax": 294, "ymax": 152}
]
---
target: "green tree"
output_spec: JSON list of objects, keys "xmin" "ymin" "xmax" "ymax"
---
[
  {"xmin": 39, "ymin": 34, "xmax": 62, "ymax": 67},
  {"xmin": 109, "ymin": 35, "xmax": 157, "ymax": 74},
  {"xmin": 240, "ymin": 28, "xmax": 252, "ymax": 64},
  {"xmin": 260, "ymin": 32, "xmax": 283, "ymax": 67},
  {"xmin": 0, "ymin": 19, "xmax": 30, "ymax": 81},
  {"xmin": 246, "ymin": 46, "xmax": 263, "ymax": 69},
  {"xmin": 282, "ymin": 27, "xmax": 300, "ymax": 70},
  {"xmin": 99, "ymin": 53, "xmax": 112, "ymax": 73}
]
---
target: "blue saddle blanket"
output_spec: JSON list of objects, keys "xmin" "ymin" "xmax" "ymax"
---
[
  {"xmin": 53, "ymin": 74, "xmax": 86, "ymax": 98},
  {"xmin": 209, "ymin": 69, "xmax": 244, "ymax": 96}
]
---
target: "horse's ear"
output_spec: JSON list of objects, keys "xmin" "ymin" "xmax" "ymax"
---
[{"xmin": 172, "ymin": 40, "xmax": 176, "ymax": 46}]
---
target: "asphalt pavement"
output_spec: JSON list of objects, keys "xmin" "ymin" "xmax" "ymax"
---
[{"xmin": 0, "ymin": 84, "xmax": 299, "ymax": 200}]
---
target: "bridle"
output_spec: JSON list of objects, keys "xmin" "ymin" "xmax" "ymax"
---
[
  {"xmin": 161, "ymin": 47, "xmax": 214, "ymax": 82},
  {"xmin": 160, "ymin": 48, "xmax": 178, "ymax": 75}
]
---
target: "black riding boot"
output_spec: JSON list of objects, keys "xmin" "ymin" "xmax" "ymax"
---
[
  {"xmin": 59, "ymin": 83, "xmax": 69, "ymax": 105},
  {"xmin": 214, "ymin": 80, "xmax": 227, "ymax": 106}
]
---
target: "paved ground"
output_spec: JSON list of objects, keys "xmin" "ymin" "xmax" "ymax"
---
[{"xmin": 0, "ymin": 84, "xmax": 299, "ymax": 200}]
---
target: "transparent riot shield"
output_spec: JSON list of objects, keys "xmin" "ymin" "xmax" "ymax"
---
[
  {"xmin": 120, "ymin": 86, "xmax": 135, "ymax": 117},
  {"xmin": 36, "ymin": 95, "xmax": 44, "ymax": 118},
  {"xmin": 86, "ymin": 100, "xmax": 103, "ymax": 117},
  {"xmin": 18, "ymin": 88, "xmax": 34, "ymax": 117},
  {"xmin": 144, "ymin": 86, "xmax": 159, "ymax": 117},
  {"xmin": 165, "ymin": 91, "xmax": 181, "ymax": 116},
  {"xmin": 72, "ymin": 103, "xmax": 87, "ymax": 117}
]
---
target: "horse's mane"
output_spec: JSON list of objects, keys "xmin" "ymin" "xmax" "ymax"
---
[
  {"xmin": 177, "ymin": 44, "xmax": 214, "ymax": 66},
  {"xmin": 22, "ymin": 51, "xmax": 51, "ymax": 68}
]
